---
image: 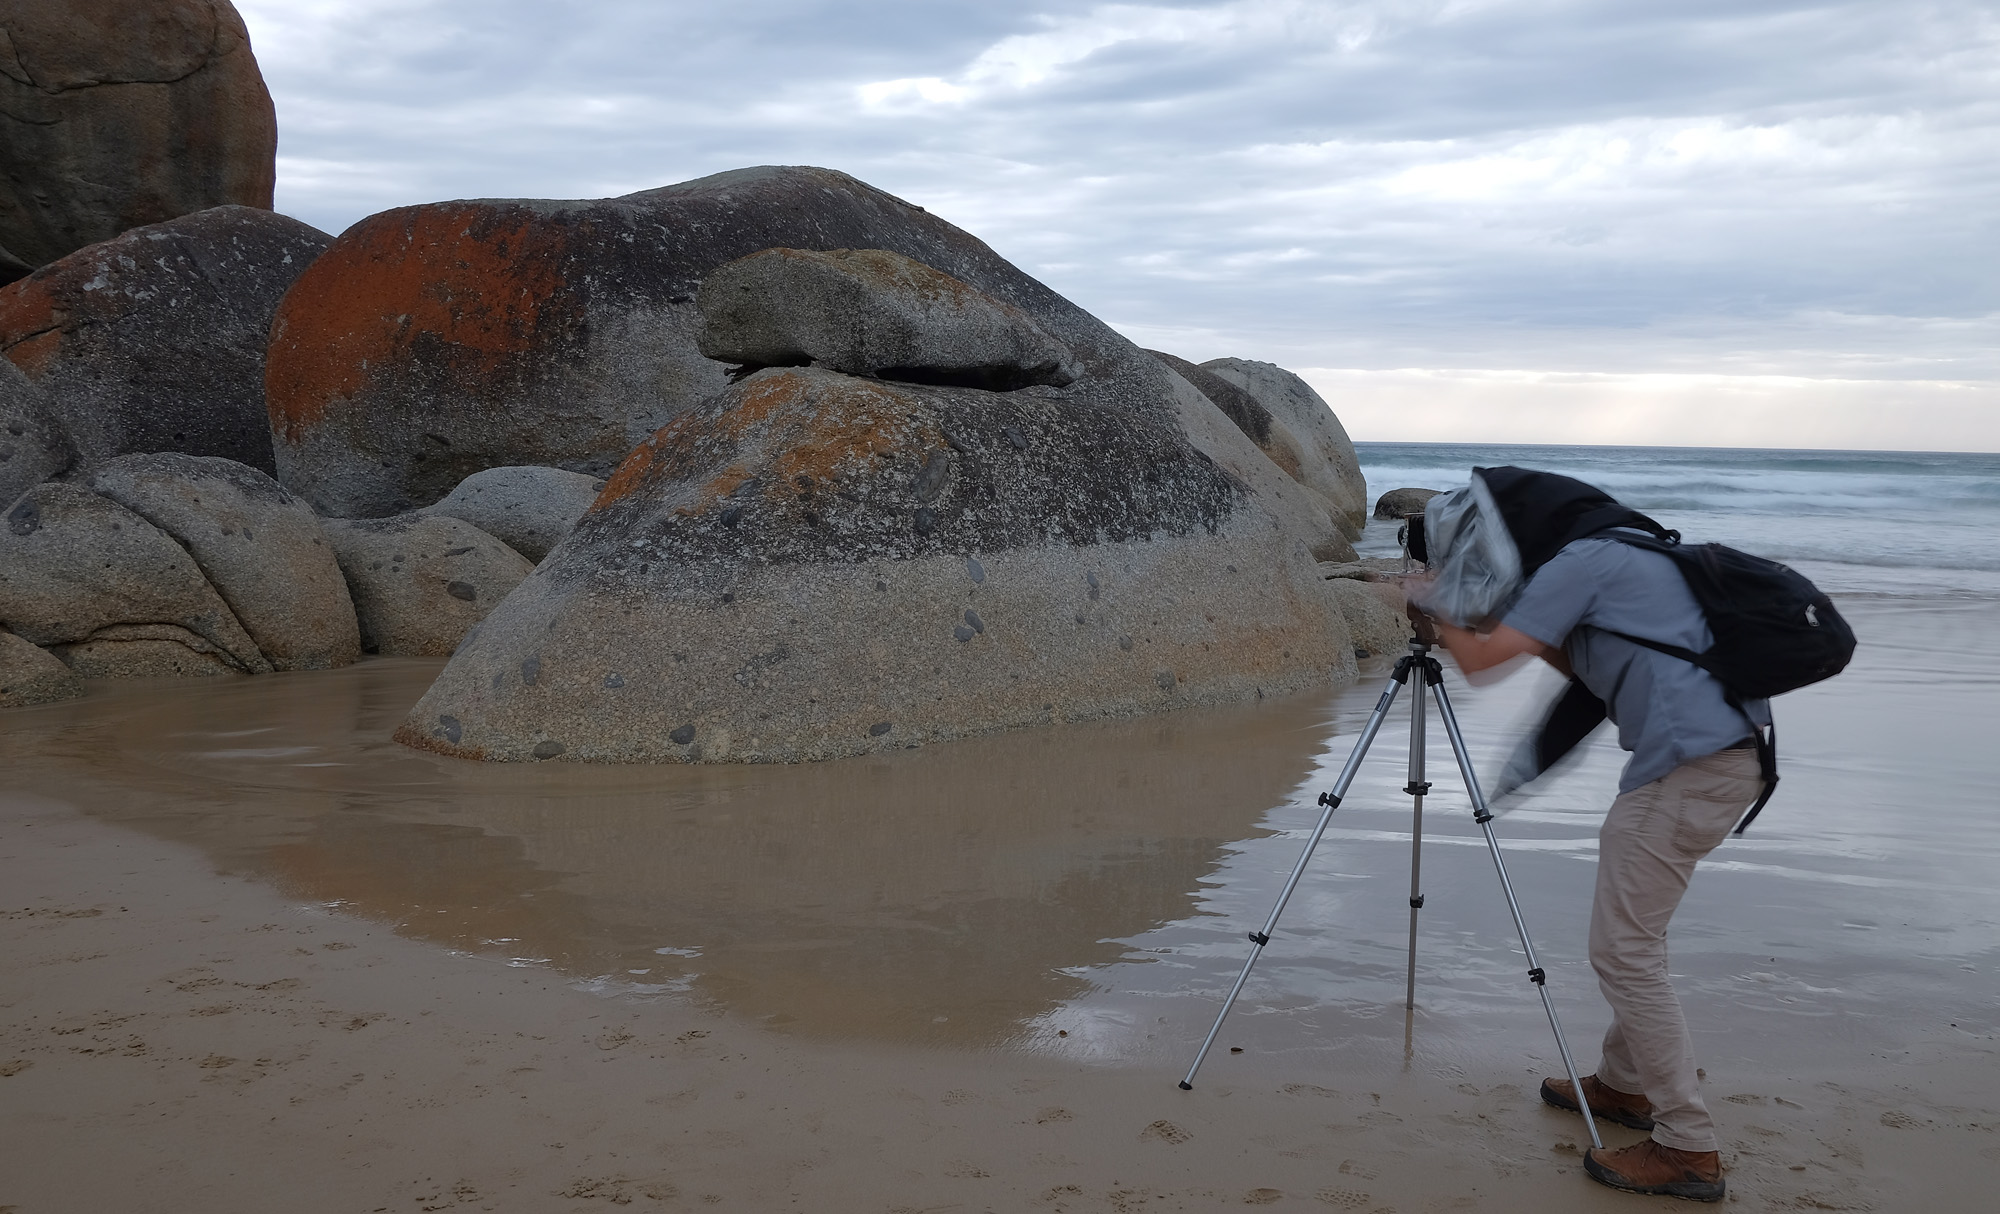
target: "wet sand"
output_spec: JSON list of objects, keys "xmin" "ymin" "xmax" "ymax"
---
[{"xmin": 3, "ymin": 590, "xmax": 1997, "ymax": 1210}]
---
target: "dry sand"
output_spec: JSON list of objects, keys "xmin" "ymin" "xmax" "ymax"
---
[{"xmin": 3, "ymin": 613, "xmax": 1997, "ymax": 1211}]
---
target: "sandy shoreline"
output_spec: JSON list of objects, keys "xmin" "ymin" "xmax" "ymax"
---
[{"xmin": 5, "ymin": 648, "xmax": 1996, "ymax": 1210}]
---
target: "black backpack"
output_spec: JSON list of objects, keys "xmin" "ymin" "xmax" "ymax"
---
[{"xmin": 1475, "ymin": 466, "xmax": 1858, "ymax": 832}]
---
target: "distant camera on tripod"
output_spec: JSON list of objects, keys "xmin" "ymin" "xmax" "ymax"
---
[{"xmin": 1397, "ymin": 512, "xmax": 1429, "ymax": 564}]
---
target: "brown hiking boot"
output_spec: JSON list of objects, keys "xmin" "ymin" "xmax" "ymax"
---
[
  {"xmin": 1540, "ymin": 1073, "xmax": 1655, "ymax": 1130},
  {"xmin": 1583, "ymin": 1139, "xmax": 1725, "ymax": 1202}
]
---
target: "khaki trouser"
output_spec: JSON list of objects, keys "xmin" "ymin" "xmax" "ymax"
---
[{"xmin": 1590, "ymin": 746, "xmax": 1764, "ymax": 1153}]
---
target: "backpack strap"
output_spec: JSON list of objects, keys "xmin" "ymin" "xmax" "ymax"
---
[{"xmin": 1586, "ymin": 533, "xmax": 1781, "ymax": 833}]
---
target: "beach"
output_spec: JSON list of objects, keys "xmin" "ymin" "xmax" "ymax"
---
[{"xmin": 5, "ymin": 445, "xmax": 1999, "ymax": 1211}]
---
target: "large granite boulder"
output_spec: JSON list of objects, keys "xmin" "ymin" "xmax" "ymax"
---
[
  {"xmin": 0, "ymin": 626, "xmax": 82, "ymax": 706},
  {"xmin": 697, "ymin": 247, "xmax": 1077, "ymax": 389},
  {"xmin": 0, "ymin": 205, "xmax": 331, "ymax": 475},
  {"xmin": 1, "ymin": 356, "xmax": 71, "ymax": 507},
  {"xmin": 394, "ymin": 364, "xmax": 1355, "ymax": 764},
  {"xmin": 265, "ymin": 165, "xmax": 1230, "ymax": 518},
  {"xmin": 1201, "ymin": 358, "xmax": 1367, "ymax": 535},
  {"xmin": 322, "ymin": 515, "xmax": 534, "ymax": 656},
  {"xmin": 418, "ymin": 465, "xmax": 604, "ymax": 563},
  {"xmin": 84, "ymin": 453, "xmax": 358, "ymax": 671},
  {"xmin": 0, "ymin": 1, "xmax": 277, "ymax": 281},
  {"xmin": 1324, "ymin": 577, "xmax": 1411, "ymax": 660},
  {"xmin": 0, "ymin": 481, "xmax": 268, "ymax": 674}
]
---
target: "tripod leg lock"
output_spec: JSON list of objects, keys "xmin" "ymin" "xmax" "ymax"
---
[
  {"xmin": 1248, "ymin": 931, "xmax": 1270, "ymax": 946},
  {"xmin": 1404, "ymin": 781, "xmax": 1432, "ymax": 797},
  {"xmin": 1528, "ymin": 967, "xmax": 1546, "ymax": 985},
  {"xmin": 1474, "ymin": 810, "xmax": 1493, "ymax": 824},
  {"xmin": 1316, "ymin": 791, "xmax": 1342, "ymax": 809},
  {"xmin": 1409, "ymin": 895, "xmax": 1425, "ymax": 909}
]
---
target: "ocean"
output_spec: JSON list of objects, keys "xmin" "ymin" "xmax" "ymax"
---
[{"xmin": 1350, "ymin": 442, "xmax": 2000, "ymax": 598}]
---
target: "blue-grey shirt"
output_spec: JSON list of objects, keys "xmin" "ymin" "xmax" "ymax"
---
[{"xmin": 1501, "ymin": 533, "xmax": 1770, "ymax": 793}]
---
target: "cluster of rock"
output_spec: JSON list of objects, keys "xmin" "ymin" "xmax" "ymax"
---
[{"xmin": 3, "ymin": 117, "xmax": 1395, "ymax": 754}]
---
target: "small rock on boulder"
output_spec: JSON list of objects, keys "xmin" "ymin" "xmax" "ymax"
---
[
  {"xmin": 0, "ymin": 627, "xmax": 83, "ymax": 706},
  {"xmin": 697, "ymin": 247, "xmax": 1077, "ymax": 389},
  {"xmin": 419, "ymin": 465, "xmax": 604, "ymax": 563},
  {"xmin": 0, "ymin": 205, "xmax": 332, "ymax": 475},
  {"xmin": 0, "ymin": 0, "xmax": 278, "ymax": 280},
  {"xmin": 1201, "ymin": 358, "xmax": 1368, "ymax": 536},
  {"xmin": 1373, "ymin": 487, "xmax": 1441, "ymax": 520},
  {"xmin": 0, "ymin": 481, "xmax": 268, "ymax": 673},
  {"xmin": 85, "ymin": 453, "xmax": 359, "ymax": 670},
  {"xmin": 1, "ymin": 357, "xmax": 72, "ymax": 507},
  {"xmin": 322, "ymin": 515, "xmax": 534, "ymax": 656}
]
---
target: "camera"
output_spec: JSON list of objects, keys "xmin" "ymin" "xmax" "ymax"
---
[{"xmin": 1397, "ymin": 511, "xmax": 1429, "ymax": 565}]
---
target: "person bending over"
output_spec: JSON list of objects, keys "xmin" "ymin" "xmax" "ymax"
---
[{"xmin": 1411, "ymin": 527, "xmax": 1767, "ymax": 1203}]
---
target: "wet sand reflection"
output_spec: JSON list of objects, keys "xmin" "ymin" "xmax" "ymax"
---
[{"xmin": 0, "ymin": 659, "xmax": 1341, "ymax": 1047}]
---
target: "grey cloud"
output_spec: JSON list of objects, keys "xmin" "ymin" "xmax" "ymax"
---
[{"xmin": 237, "ymin": 0, "xmax": 2000, "ymax": 391}]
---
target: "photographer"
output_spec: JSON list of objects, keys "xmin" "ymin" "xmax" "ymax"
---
[{"xmin": 1404, "ymin": 470, "xmax": 1770, "ymax": 1204}]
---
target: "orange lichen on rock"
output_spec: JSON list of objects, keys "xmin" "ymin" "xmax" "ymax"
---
[
  {"xmin": 0, "ymin": 276, "xmax": 72, "ymax": 377},
  {"xmin": 265, "ymin": 203, "xmax": 582, "ymax": 440},
  {"xmin": 591, "ymin": 371, "xmax": 932, "ymax": 522}
]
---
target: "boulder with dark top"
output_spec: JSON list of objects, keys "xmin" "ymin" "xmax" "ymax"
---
[
  {"xmin": 697, "ymin": 247, "xmax": 1078, "ymax": 389},
  {"xmin": 418, "ymin": 465, "xmax": 605, "ymax": 564},
  {"xmin": 0, "ymin": 626, "xmax": 82, "ymax": 706},
  {"xmin": 394, "ymin": 363, "xmax": 1355, "ymax": 765},
  {"xmin": 1149, "ymin": 350, "xmax": 1353, "ymax": 562},
  {"xmin": 0, "ymin": 205, "xmax": 331, "ymax": 475},
  {"xmin": 1, "ymin": 356, "xmax": 71, "ymax": 507},
  {"xmin": 1201, "ymin": 358, "xmax": 1368, "ymax": 535},
  {"xmin": 84, "ymin": 453, "xmax": 359, "ymax": 671},
  {"xmin": 0, "ymin": 481, "xmax": 268, "ymax": 673},
  {"xmin": 0, "ymin": 0, "xmax": 277, "ymax": 281},
  {"xmin": 265, "ymin": 165, "xmax": 1213, "ymax": 519},
  {"xmin": 1374, "ymin": 486, "xmax": 1441, "ymax": 520},
  {"xmin": 321, "ymin": 515, "xmax": 534, "ymax": 657}
]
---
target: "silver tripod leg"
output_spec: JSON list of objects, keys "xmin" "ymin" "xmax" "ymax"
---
[
  {"xmin": 1177, "ymin": 660, "xmax": 1412, "ymax": 1090},
  {"xmin": 1427, "ymin": 673, "xmax": 1604, "ymax": 1151},
  {"xmin": 1404, "ymin": 663, "xmax": 1427, "ymax": 1014}
]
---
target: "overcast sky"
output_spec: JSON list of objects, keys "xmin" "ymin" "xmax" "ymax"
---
[{"xmin": 235, "ymin": 0, "xmax": 1999, "ymax": 451}]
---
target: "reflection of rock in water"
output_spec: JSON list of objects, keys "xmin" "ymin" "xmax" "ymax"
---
[{"xmin": 0, "ymin": 659, "xmax": 1337, "ymax": 1046}]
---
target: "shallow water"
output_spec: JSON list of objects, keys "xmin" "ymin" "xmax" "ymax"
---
[{"xmin": 4, "ymin": 573, "xmax": 1995, "ymax": 1080}]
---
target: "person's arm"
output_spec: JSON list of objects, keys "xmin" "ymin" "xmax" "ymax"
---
[{"xmin": 1433, "ymin": 618, "xmax": 1569, "ymax": 676}]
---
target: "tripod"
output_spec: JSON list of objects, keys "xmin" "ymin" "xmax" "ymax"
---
[{"xmin": 1177, "ymin": 636, "xmax": 1604, "ymax": 1151}]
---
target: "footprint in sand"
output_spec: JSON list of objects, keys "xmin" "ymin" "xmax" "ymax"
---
[
  {"xmin": 942, "ymin": 1088, "xmax": 979, "ymax": 1105},
  {"xmin": 1879, "ymin": 1110, "xmax": 1926, "ymax": 1128},
  {"xmin": 1338, "ymin": 1160, "xmax": 1379, "ymax": 1180},
  {"xmin": 1036, "ymin": 1106, "xmax": 1075, "ymax": 1124},
  {"xmin": 1244, "ymin": 1188, "xmax": 1284, "ymax": 1204},
  {"xmin": 1282, "ymin": 1083, "xmax": 1339, "ymax": 1098},
  {"xmin": 1140, "ymin": 1119, "xmax": 1193, "ymax": 1145},
  {"xmin": 1312, "ymin": 1186, "xmax": 1373, "ymax": 1208}
]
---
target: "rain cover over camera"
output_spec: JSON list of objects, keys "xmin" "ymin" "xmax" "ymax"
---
[{"xmin": 1412, "ymin": 475, "xmax": 1523, "ymax": 627}]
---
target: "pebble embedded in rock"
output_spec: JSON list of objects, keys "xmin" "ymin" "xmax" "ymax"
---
[
  {"xmin": 437, "ymin": 715, "xmax": 462, "ymax": 744},
  {"xmin": 869, "ymin": 721, "xmax": 892, "ymax": 736},
  {"xmin": 532, "ymin": 740, "xmax": 565, "ymax": 759},
  {"xmin": 966, "ymin": 556, "xmax": 985, "ymax": 584},
  {"xmin": 446, "ymin": 581, "xmax": 477, "ymax": 601},
  {"xmin": 964, "ymin": 609, "xmax": 984, "ymax": 634},
  {"xmin": 669, "ymin": 724, "xmax": 696, "ymax": 744},
  {"xmin": 1118, "ymin": 635, "xmax": 1134, "ymax": 651},
  {"xmin": 954, "ymin": 624, "xmax": 976, "ymax": 642},
  {"xmin": 603, "ymin": 673, "xmax": 625, "ymax": 688},
  {"xmin": 1156, "ymin": 669, "xmax": 1177, "ymax": 691},
  {"xmin": 521, "ymin": 656, "xmax": 541, "ymax": 686}
]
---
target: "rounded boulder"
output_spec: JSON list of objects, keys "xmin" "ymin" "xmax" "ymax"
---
[
  {"xmin": 0, "ymin": 205, "xmax": 332, "ymax": 475},
  {"xmin": 0, "ymin": 0, "xmax": 277, "ymax": 281}
]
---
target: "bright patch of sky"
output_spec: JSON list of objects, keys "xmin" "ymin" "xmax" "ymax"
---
[{"xmin": 235, "ymin": 0, "xmax": 2000, "ymax": 450}]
